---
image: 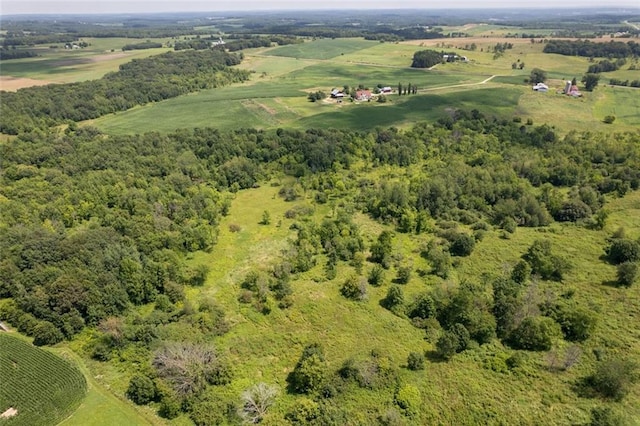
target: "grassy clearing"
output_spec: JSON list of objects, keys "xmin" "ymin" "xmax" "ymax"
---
[
  {"xmin": 55, "ymin": 345, "xmax": 158, "ymax": 426},
  {"xmin": 163, "ymin": 176, "xmax": 640, "ymax": 424}
]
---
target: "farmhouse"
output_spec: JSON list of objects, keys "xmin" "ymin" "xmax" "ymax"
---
[{"xmin": 355, "ymin": 89, "xmax": 372, "ymax": 101}]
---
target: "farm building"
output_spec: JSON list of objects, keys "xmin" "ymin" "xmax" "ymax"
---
[
  {"xmin": 532, "ymin": 83, "xmax": 549, "ymax": 92},
  {"xmin": 380, "ymin": 86, "xmax": 392, "ymax": 94},
  {"xmin": 330, "ymin": 89, "xmax": 345, "ymax": 98},
  {"xmin": 355, "ymin": 89, "xmax": 372, "ymax": 101}
]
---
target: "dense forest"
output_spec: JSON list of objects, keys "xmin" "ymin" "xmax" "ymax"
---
[
  {"xmin": 543, "ymin": 39, "xmax": 640, "ymax": 58},
  {"xmin": 0, "ymin": 49, "xmax": 249, "ymax": 134}
]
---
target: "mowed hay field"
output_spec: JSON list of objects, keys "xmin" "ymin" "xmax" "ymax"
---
[
  {"xmin": 0, "ymin": 334, "xmax": 87, "ymax": 426},
  {"xmin": 89, "ymin": 37, "xmax": 640, "ymax": 135}
]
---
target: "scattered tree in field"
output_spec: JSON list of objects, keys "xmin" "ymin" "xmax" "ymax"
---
[
  {"xmin": 603, "ymin": 115, "xmax": 616, "ymax": 124},
  {"xmin": 368, "ymin": 264, "xmax": 386, "ymax": 286},
  {"xmin": 582, "ymin": 73, "xmax": 600, "ymax": 91},
  {"xmin": 260, "ymin": 210, "xmax": 271, "ymax": 225},
  {"xmin": 370, "ymin": 230, "xmax": 394, "ymax": 268},
  {"xmin": 586, "ymin": 359, "xmax": 637, "ymax": 401},
  {"xmin": 287, "ymin": 344, "xmax": 327, "ymax": 394},
  {"xmin": 522, "ymin": 239, "xmax": 570, "ymax": 281},
  {"xmin": 238, "ymin": 383, "xmax": 278, "ymax": 424},
  {"xmin": 511, "ymin": 260, "xmax": 532, "ymax": 284},
  {"xmin": 407, "ymin": 352, "xmax": 425, "ymax": 370},
  {"xmin": 607, "ymin": 238, "xmax": 640, "ymax": 264},
  {"xmin": 395, "ymin": 265, "xmax": 412, "ymax": 284},
  {"xmin": 381, "ymin": 286, "xmax": 404, "ymax": 312},
  {"xmin": 152, "ymin": 343, "xmax": 231, "ymax": 398},
  {"xmin": 341, "ymin": 275, "xmax": 368, "ymax": 301},
  {"xmin": 529, "ymin": 68, "xmax": 547, "ymax": 84},
  {"xmin": 509, "ymin": 316, "xmax": 561, "ymax": 351},
  {"xmin": 616, "ymin": 262, "xmax": 638, "ymax": 287}
]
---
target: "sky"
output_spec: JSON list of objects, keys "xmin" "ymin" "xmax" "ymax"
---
[{"xmin": 1, "ymin": 0, "xmax": 638, "ymax": 15}]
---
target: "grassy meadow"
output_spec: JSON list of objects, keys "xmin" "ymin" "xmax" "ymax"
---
[
  {"xmin": 113, "ymin": 176, "xmax": 638, "ymax": 424},
  {"xmin": 86, "ymin": 36, "xmax": 640, "ymax": 135}
]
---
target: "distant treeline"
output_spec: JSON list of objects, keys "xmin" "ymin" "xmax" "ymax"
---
[
  {"xmin": 609, "ymin": 78, "xmax": 640, "ymax": 87},
  {"xmin": 543, "ymin": 39, "xmax": 640, "ymax": 58},
  {"xmin": 121, "ymin": 41, "xmax": 163, "ymax": 51},
  {"xmin": 0, "ymin": 50, "xmax": 249, "ymax": 134},
  {"xmin": 0, "ymin": 48, "xmax": 39, "ymax": 60},
  {"xmin": 2, "ymin": 33, "xmax": 78, "ymax": 47}
]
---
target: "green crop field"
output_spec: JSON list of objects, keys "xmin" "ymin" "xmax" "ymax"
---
[
  {"xmin": 0, "ymin": 37, "xmax": 171, "ymax": 86},
  {"xmin": 263, "ymin": 38, "xmax": 377, "ymax": 59},
  {"xmin": 0, "ymin": 334, "xmax": 87, "ymax": 426}
]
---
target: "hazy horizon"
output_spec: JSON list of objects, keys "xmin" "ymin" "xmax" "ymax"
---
[{"xmin": 2, "ymin": 0, "xmax": 639, "ymax": 16}]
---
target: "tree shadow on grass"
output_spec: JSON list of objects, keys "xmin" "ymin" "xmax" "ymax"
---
[{"xmin": 424, "ymin": 350, "xmax": 448, "ymax": 364}]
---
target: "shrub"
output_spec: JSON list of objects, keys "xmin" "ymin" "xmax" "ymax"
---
[
  {"xmin": 607, "ymin": 239, "xmax": 640, "ymax": 264},
  {"xmin": 556, "ymin": 306, "xmax": 597, "ymax": 342},
  {"xmin": 587, "ymin": 359, "xmax": 637, "ymax": 401},
  {"xmin": 395, "ymin": 266, "xmax": 412, "ymax": 284},
  {"xmin": 287, "ymin": 344, "xmax": 326, "ymax": 394},
  {"xmin": 511, "ymin": 260, "xmax": 532, "ymax": 284},
  {"xmin": 603, "ymin": 115, "xmax": 616, "ymax": 124},
  {"xmin": 381, "ymin": 286, "xmax": 404, "ymax": 312},
  {"xmin": 285, "ymin": 398, "xmax": 319, "ymax": 424},
  {"xmin": 407, "ymin": 352, "xmax": 425, "ymax": 371},
  {"xmin": 126, "ymin": 375, "xmax": 156, "ymax": 405},
  {"xmin": 368, "ymin": 264, "xmax": 385, "ymax": 286},
  {"xmin": 554, "ymin": 199, "xmax": 592, "ymax": 222},
  {"xmin": 616, "ymin": 262, "xmax": 638, "ymax": 287},
  {"xmin": 448, "ymin": 233, "xmax": 476, "ymax": 257},
  {"xmin": 509, "ymin": 316, "xmax": 561, "ymax": 351},
  {"xmin": 394, "ymin": 384, "xmax": 421, "ymax": 415},
  {"xmin": 590, "ymin": 406, "xmax": 623, "ymax": 426},
  {"xmin": 341, "ymin": 275, "xmax": 368, "ymax": 301},
  {"xmin": 522, "ymin": 239, "xmax": 570, "ymax": 281}
]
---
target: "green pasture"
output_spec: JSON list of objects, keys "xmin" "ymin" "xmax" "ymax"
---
[{"xmin": 263, "ymin": 38, "xmax": 377, "ymax": 59}]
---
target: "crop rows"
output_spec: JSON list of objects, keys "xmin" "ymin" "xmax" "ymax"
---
[{"xmin": 0, "ymin": 335, "xmax": 86, "ymax": 426}]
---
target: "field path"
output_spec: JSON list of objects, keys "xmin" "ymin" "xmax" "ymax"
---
[{"xmin": 417, "ymin": 74, "xmax": 497, "ymax": 92}]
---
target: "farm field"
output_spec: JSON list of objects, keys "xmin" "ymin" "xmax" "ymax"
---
[
  {"xmin": 0, "ymin": 334, "xmax": 87, "ymax": 426},
  {"xmin": 90, "ymin": 37, "xmax": 639, "ymax": 135},
  {"xmin": 0, "ymin": 37, "xmax": 171, "ymax": 89}
]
